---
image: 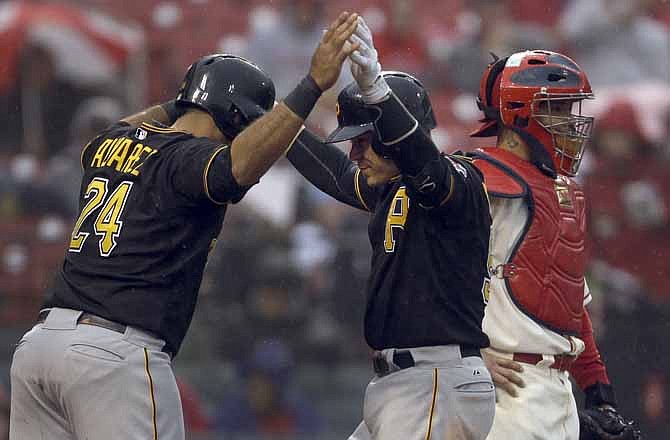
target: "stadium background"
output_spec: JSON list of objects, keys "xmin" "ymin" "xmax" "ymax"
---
[{"xmin": 0, "ymin": 0, "xmax": 668, "ymax": 438}]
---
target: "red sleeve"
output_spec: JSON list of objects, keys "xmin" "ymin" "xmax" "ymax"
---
[{"xmin": 569, "ymin": 308, "xmax": 610, "ymax": 389}]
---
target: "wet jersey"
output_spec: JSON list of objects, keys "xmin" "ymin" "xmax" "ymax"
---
[
  {"xmin": 43, "ymin": 121, "xmax": 249, "ymax": 356},
  {"xmin": 288, "ymin": 129, "xmax": 491, "ymax": 350}
]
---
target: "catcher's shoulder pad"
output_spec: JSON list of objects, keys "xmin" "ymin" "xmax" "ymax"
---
[{"xmin": 469, "ymin": 150, "xmax": 525, "ymax": 197}]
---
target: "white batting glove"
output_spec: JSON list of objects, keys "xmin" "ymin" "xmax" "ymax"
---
[
  {"xmin": 353, "ymin": 16, "xmax": 374, "ymax": 49},
  {"xmin": 348, "ymin": 19, "xmax": 390, "ymax": 104}
]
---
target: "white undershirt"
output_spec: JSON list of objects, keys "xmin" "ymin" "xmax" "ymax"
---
[{"xmin": 483, "ymin": 196, "xmax": 590, "ymax": 356}]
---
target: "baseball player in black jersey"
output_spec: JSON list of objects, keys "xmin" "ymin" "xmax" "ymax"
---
[
  {"xmin": 9, "ymin": 12, "xmax": 360, "ymax": 440},
  {"xmin": 286, "ymin": 18, "xmax": 495, "ymax": 440}
]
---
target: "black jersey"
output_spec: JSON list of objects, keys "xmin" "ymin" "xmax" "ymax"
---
[
  {"xmin": 44, "ymin": 122, "xmax": 248, "ymax": 356},
  {"xmin": 288, "ymin": 130, "xmax": 491, "ymax": 350}
]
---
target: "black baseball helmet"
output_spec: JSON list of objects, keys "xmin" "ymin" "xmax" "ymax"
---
[
  {"xmin": 176, "ymin": 54, "xmax": 276, "ymax": 139},
  {"xmin": 325, "ymin": 71, "xmax": 437, "ymax": 144}
]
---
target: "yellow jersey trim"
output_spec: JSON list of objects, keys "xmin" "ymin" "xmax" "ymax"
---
[
  {"xmin": 354, "ymin": 169, "xmax": 371, "ymax": 212},
  {"xmin": 80, "ymin": 140, "xmax": 93, "ymax": 170},
  {"xmin": 439, "ymin": 174, "xmax": 456, "ymax": 206},
  {"xmin": 425, "ymin": 368, "xmax": 439, "ymax": 440},
  {"xmin": 451, "ymin": 153, "xmax": 474, "ymax": 163},
  {"xmin": 143, "ymin": 349, "xmax": 158, "ymax": 440},
  {"xmin": 203, "ymin": 145, "xmax": 230, "ymax": 205},
  {"xmin": 140, "ymin": 122, "xmax": 185, "ymax": 134}
]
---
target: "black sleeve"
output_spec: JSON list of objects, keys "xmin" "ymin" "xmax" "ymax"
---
[
  {"xmin": 369, "ymin": 91, "xmax": 439, "ymax": 175},
  {"xmin": 404, "ymin": 154, "xmax": 488, "ymax": 214},
  {"xmin": 170, "ymin": 139, "xmax": 251, "ymax": 205},
  {"xmin": 287, "ymin": 128, "xmax": 378, "ymax": 211},
  {"xmin": 205, "ymin": 146, "xmax": 252, "ymax": 204}
]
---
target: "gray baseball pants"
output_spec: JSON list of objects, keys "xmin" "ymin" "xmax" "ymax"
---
[
  {"xmin": 348, "ymin": 345, "xmax": 496, "ymax": 440},
  {"xmin": 9, "ymin": 307, "xmax": 184, "ymax": 440}
]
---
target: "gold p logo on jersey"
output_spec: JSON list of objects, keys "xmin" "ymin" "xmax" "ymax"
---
[{"xmin": 335, "ymin": 102, "xmax": 340, "ymax": 118}]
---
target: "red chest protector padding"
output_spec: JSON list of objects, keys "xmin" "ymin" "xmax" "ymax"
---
[{"xmin": 472, "ymin": 148, "xmax": 586, "ymax": 335}]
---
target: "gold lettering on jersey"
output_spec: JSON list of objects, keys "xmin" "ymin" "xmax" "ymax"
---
[
  {"xmin": 384, "ymin": 187, "xmax": 409, "ymax": 253},
  {"xmin": 90, "ymin": 137, "xmax": 157, "ymax": 176},
  {"xmin": 90, "ymin": 138, "xmax": 113, "ymax": 168},
  {"xmin": 106, "ymin": 138, "xmax": 133, "ymax": 171},
  {"xmin": 102, "ymin": 137, "xmax": 124, "ymax": 164},
  {"xmin": 482, "ymin": 278, "xmax": 491, "ymax": 304},
  {"xmin": 129, "ymin": 147, "xmax": 157, "ymax": 176},
  {"xmin": 122, "ymin": 143, "xmax": 145, "ymax": 173}
]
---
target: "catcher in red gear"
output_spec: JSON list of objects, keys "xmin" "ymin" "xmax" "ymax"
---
[{"xmin": 468, "ymin": 50, "xmax": 641, "ymax": 440}]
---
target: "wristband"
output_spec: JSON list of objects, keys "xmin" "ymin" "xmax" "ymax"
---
[
  {"xmin": 361, "ymin": 74, "xmax": 391, "ymax": 104},
  {"xmin": 584, "ymin": 382, "xmax": 618, "ymax": 409},
  {"xmin": 283, "ymin": 75, "xmax": 322, "ymax": 120}
]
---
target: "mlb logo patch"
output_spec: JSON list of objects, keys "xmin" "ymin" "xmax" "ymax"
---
[{"xmin": 135, "ymin": 128, "xmax": 147, "ymax": 140}]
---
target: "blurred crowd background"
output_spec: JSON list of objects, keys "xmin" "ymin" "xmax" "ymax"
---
[{"xmin": 0, "ymin": 0, "xmax": 668, "ymax": 439}]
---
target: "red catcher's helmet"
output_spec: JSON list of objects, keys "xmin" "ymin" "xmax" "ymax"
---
[{"xmin": 471, "ymin": 50, "xmax": 594, "ymax": 177}]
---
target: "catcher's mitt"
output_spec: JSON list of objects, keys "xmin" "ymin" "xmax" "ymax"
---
[{"xmin": 579, "ymin": 406, "xmax": 641, "ymax": 440}]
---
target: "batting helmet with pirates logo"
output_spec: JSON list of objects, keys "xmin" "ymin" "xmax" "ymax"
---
[
  {"xmin": 176, "ymin": 54, "xmax": 276, "ymax": 139},
  {"xmin": 325, "ymin": 71, "xmax": 437, "ymax": 153}
]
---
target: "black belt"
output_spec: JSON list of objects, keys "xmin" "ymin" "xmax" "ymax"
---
[
  {"xmin": 37, "ymin": 309, "xmax": 173, "ymax": 358},
  {"xmin": 373, "ymin": 346, "xmax": 481, "ymax": 376}
]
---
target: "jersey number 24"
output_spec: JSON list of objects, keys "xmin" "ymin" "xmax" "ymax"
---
[{"xmin": 69, "ymin": 177, "xmax": 133, "ymax": 257}]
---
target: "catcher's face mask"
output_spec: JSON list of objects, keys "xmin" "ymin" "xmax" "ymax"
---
[{"xmin": 532, "ymin": 94, "xmax": 594, "ymax": 176}]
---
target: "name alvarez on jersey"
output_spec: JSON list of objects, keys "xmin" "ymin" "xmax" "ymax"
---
[{"xmin": 44, "ymin": 121, "xmax": 248, "ymax": 356}]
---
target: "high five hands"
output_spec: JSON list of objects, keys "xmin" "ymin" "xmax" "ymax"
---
[
  {"xmin": 347, "ymin": 17, "xmax": 390, "ymax": 103},
  {"xmin": 310, "ymin": 12, "xmax": 360, "ymax": 92}
]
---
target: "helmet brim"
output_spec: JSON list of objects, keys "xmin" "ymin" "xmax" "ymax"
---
[{"xmin": 325, "ymin": 123, "xmax": 375, "ymax": 143}]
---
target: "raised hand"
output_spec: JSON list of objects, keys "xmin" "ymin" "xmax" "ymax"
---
[
  {"xmin": 348, "ymin": 17, "xmax": 389, "ymax": 103},
  {"xmin": 353, "ymin": 15, "xmax": 374, "ymax": 48},
  {"xmin": 348, "ymin": 33, "xmax": 380, "ymax": 90},
  {"xmin": 309, "ymin": 12, "xmax": 360, "ymax": 91}
]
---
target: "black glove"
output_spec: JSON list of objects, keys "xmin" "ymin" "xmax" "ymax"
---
[
  {"xmin": 578, "ymin": 406, "xmax": 641, "ymax": 440},
  {"xmin": 579, "ymin": 383, "xmax": 641, "ymax": 440}
]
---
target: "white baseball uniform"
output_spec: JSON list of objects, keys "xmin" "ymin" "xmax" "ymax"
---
[{"xmin": 483, "ymin": 196, "xmax": 590, "ymax": 440}]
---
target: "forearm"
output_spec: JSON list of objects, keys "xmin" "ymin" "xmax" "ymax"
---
[
  {"xmin": 230, "ymin": 103, "xmax": 304, "ymax": 186},
  {"xmin": 230, "ymin": 74, "xmax": 323, "ymax": 186},
  {"xmin": 370, "ymin": 91, "xmax": 439, "ymax": 175},
  {"xmin": 570, "ymin": 309, "xmax": 610, "ymax": 391},
  {"xmin": 120, "ymin": 103, "xmax": 172, "ymax": 127},
  {"xmin": 287, "ymin": 129, "xmax": 367, "ymax": 209}
]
